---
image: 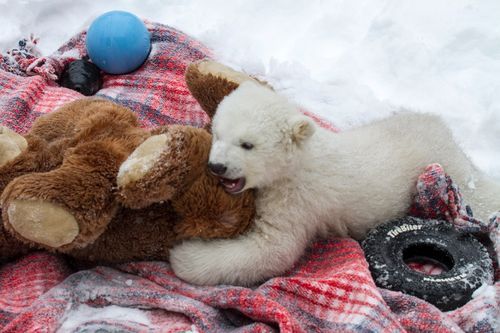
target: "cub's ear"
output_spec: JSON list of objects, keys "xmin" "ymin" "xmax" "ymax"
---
[{"xmin": 290, "ymin": 116, "xmax": 315, "ymax": 145}]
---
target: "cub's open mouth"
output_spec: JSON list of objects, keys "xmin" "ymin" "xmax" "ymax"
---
[{"xmin": 217, "ymin": 177, "xmax": 246, "ymax": 194}]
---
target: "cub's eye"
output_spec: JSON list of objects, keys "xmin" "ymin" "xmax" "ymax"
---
[{"xmin": 240, "ymin": 142, "xmax": 254, "ymax": 150}]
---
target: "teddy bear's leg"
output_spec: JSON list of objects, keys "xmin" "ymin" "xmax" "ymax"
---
[
  {"xmin": 117, "ymin": 125, "xmax": 212, "ymax": 209},
  {"xmin": 1, "ymin": 140, "xmax": 129, "ymax": 251}
]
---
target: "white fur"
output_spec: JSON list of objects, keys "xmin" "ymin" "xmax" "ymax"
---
[{"xmin": 170, "ymin": 82, "xmax": 500, "ymax": 286}]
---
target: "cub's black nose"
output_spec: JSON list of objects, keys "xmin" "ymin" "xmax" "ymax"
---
[{"xmin": 208, "ymin": 163, "xmax": 227, "ymax": 175}]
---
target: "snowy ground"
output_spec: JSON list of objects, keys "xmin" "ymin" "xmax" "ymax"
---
[
  {"xmin": 0, "ymin": 0, "xmax": 499, "ymax": 179},
  {"xmin": 0, "ymin": 1, "xmax": 498, "ymax": 329}
]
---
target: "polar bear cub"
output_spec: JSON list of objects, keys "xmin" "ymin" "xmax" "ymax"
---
[{"xmin": 170, "ymin": 81, "xmax": 500, "ymax": 286}]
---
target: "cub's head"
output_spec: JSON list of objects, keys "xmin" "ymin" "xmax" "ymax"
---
[{"xmin": 209, "ymin": 82, "xmax": 315, "ymax": 193}]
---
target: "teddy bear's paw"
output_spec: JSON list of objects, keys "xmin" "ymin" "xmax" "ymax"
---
[
  {"xmin": 6, "ymin": 199, "xmax": 79, "ymax": 248},
  {"xmin": 117, "ymin": 133, "xmax": 178, "ymax": 208},
  {"xmin": 117, "ymin": 127, "xmax": 211, "ymax": 208},
  {"xmin": 0, "ymin": 126, "xmax": 27, "ymax": 167},
  {"xmin": 117, "ymin": 134, "xmax": 170, "ymax": 189}
]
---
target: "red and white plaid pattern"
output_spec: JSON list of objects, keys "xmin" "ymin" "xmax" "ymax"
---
[{"xmin": 0, "ymin": 23, "xmax": 498, "ymax": 333}]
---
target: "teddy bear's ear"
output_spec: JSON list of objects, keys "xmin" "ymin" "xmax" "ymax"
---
[{"xmin": 185, "ymin": 60, "xmax": 271, "ymax": 120}]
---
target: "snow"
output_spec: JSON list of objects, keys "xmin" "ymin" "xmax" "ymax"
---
[
  {"xmin": 471, "ymin": 283, "xmax": 499, "ymax": 331},
  {"xmin": 0, "ymin": 0, "xmax": 499, "ymax": 326},
  {"xmin": 0, "ymin": 1, "xmax": 499, "ymax": 179},
  {"xmin": 57, "ymin": 303, "xmax": 151, "ymax": 332},
  {"xmin": 472, "ymin": 282, "xmax": 496, "ymax": 299}
]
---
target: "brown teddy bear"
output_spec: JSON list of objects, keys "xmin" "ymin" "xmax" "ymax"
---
[{"xmin": 0, "ymin": 60, "xmax": 261, "ymax": 263}]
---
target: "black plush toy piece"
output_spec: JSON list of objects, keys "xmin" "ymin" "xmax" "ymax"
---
[{"xmin": 60, "ymin": 58, "xmax": 102, "ymax": 96}]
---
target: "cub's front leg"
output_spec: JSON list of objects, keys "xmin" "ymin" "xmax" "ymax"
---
[{"xmin": 170, "ymin": 216, "xmax": 306, "ymax": 286}]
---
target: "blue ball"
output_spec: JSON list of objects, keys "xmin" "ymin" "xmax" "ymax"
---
[{"xmin": 86, "ymin": 11, "xmax": 151, "ymax": 74}]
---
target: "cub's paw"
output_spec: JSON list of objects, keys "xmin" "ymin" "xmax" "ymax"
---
[
  {"xmin": 0, "ymin": 126, "xmax": 27, "ymax": 167},
  {"xmin": 169, "ymin": 240, "xmax": 222, "ymax": 286},
  {"xmin": 170, "ymin": 237, "xmax": 255, "ymax": 286}
]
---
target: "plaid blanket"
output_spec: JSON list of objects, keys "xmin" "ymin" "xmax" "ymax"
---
[
  {"xmin": 0, "ymin": 22, "xmax": 498, "ymax": 333},
  {"xmin": 0, "ymin": 22, "xmax": 210, "ymax": 133}
]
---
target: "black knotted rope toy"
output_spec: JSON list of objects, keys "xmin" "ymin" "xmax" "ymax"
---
[{"xmin": 59, "ymin": 57, "xmax": 102, "ymax": 96}]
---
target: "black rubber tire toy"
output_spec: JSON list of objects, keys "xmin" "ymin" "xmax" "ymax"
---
[{"xmin": 361, "ymin": 216, "xmax": 493, "ymax": 311}]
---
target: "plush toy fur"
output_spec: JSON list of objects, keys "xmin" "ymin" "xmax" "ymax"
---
[{"xmin": 0, "ymin": 61, "xmax": 255, "ymax": 263}]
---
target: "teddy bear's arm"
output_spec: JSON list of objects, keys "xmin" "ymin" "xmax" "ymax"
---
[
  {"xmin": 0, "ymin": 127, "xmax": 67, "ymax": 193},
  {"xmin": 117, "ymin": 125, "xmax": 212, "ymax": 209},
  {"xmin": 0, "ymin": 98, "xmax": 132, "ymax": 195}
]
